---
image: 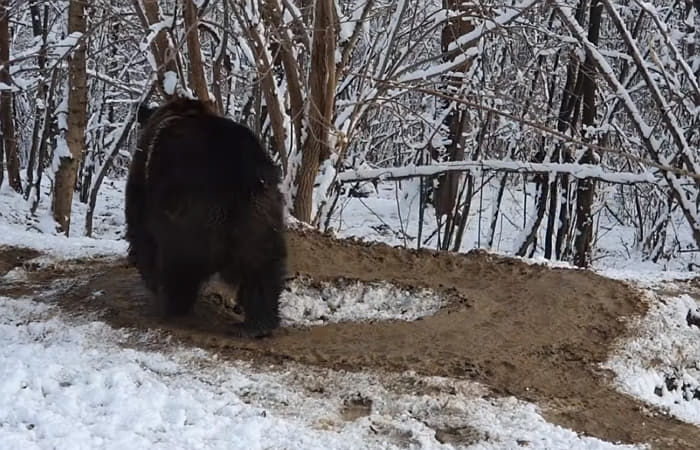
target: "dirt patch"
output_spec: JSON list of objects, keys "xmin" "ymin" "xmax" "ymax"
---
[
  {"xmin": 0, "ymin": 246, "xmax": 41, "ymax": 277},
  {"xmin": 1, "ymin": 229, "xmax": 699, "ymax": 449}
]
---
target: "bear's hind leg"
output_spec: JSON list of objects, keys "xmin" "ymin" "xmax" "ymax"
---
[
  {"xmin": 128, "ymin": 231, "xmax": 160, "ymax": 294},
  {"xmin": 223, "ymin": 258, "xmax": 285, "ymax": 338}
]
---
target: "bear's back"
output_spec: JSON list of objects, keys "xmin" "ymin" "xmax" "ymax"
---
[{"xmin": 145, "ymin": 114, "xmax": 280, "ymax": 197}]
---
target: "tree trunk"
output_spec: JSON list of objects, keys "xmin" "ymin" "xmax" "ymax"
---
[
  {"xmin": 546, "ymin": 0, "xmax": 587, "ymax": 259},
  {"xmin": 211, "ymin": 0, "xmax": 229, "ymax": 114},
  {"xmin": 135, "ymin": 0, "xmax": 179, "ymax": 98},
  {"xmin": 238, "ymin": 7, "xmax": 289, "ymax": 170},
  {"xmin": 432, "ymin": 0, "xmax": 478, "ymax": 248},
  {"xmin": 487, "ymin": 173, "xmax": 508, "ymax": 248},
  {"xmin": 516, "ymin": 176, "xmax": 549, "ymax": 257},
  {"xmin": 24, "ymin": 2, "xmax": 49, "ymax": 199},
  {"xmin": 31, "ymin": 67, "xmax": 59, "ymax": 214},
  {"xmin": 573, "ymin": 0, "xmax": 603, "ymax": 267},
  {"xmin": 182, "ymin": 0, "xmax": 210, "ymax": 103},
  {"xmin": 292, "ymin": 0, "xmax": 336, "ymax": 223},
  {"xmin": 262, "ymin": 0, "xmax": 305, "ymax": 162},
  {"xmin": 52, "ymin": 0, "xmax": 87, "ymax": 235},
  {"xmin": 0, "ymin": 0, "xmax": 21, "ymax": 193}
]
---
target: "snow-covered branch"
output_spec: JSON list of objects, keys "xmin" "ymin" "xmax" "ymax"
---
[
  {"xmin": 394, "ymin": 0, "xmax": 539, "ymax": 82},
  {"xmin": 553, "ymin": 0, "xmax": 700, "ymax": 247},
  {"xmin": 338, "ymin": 159, "xmax": 659, "ymax": 185}
]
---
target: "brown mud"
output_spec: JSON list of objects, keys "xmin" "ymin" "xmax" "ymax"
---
[{"xmin": 1, "ymin": 230, "xmax": 699, "ymax": 449}]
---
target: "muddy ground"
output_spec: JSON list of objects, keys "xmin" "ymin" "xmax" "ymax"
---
[{"xmin": 1, "ymin": 229, "xmax": 699, "ymax": 449}]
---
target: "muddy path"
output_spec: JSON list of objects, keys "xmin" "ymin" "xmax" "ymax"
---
[{"xmin": 1, "ymin": 230, "xmax": 699, "ymax": 449}]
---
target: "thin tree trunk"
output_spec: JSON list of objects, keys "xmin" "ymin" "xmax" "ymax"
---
[
  {"xmin": 234, "ymin": 4, "xmax": 289, "ymax": 170},
  {"xmin": 0, "ymin": 0, "xmax": 21, "ymax": 193},
  {"xmin": 433, "ymin": 0, "xmax": 477, "ymax": 247},
  {"xmin": 544, "ymin": 172, "xmax": 559, "ymax": 258},
  {"xmin": 52, "ymin": 0, "xmax": 87, "ymax": 235},
  {"xmin": 292, "ymin": 0, "xmax": 336, "ymax": 222},
  {"xmin": 573, "ymin": 0, "xmax": 603, "ymax": 267},
  {"xmin": 182, "ymin": 0, "xmax": 210, "ymax": 103},
  {"xmin": 487, "ymin": 173, "xmax": 508, "ymax": 248},
  {"xmin": 31, "ymin": 68, "xmax": 59, "ymax": 214},
  {"xmin": 546, "ymin": 0, "xmax": 587, "ymax": 259},
  {"xmin": 211, "ymin": 0, "xmax": 229, "ymax": 114},
  {"xmin": 24, "ymin": 3, "xmax": 49, "ymax": 199},
  {"xmin": 262, "ymin": 0, "xmax": 305, "ymax": 161},
  {"xmin": 135, "ymin": 0, "xmax": 179, "ymax": 98},
  {"xmin": 516, "ymin": 177, "xmax": 549, "ymax": 257},
  {"xmin": 86, "ymin": 104, "xmax": 144, "ymax": 236}
]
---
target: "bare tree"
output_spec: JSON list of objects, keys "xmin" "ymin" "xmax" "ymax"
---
[
  {"xmin": 24, "ymin": 1, "xmax": 50, "ymax": 200},
  {"xmin": 133, "ymin": 0, "xmax": 180, "ymax": 98},
  {"xmin": 52, "ymin": 0, "xmax": 88, "ymax": 235},
  {"xmin": 0, "ymin": 0, "xmax": 21, "ymax": 193},
  {"xmin": 292, "ymin": 0, "xmax": 337, "ymax": 222},
  {"xmin": 572, "ymin": 0, "xmax": 603, "ymax": 267},
  {"xmin": 432, "ymin": 0, "xmax": 478, "ymax": 251},
  {"xmin": 182, "ymin": 0, "xmax": 211, "ymax": 103}
]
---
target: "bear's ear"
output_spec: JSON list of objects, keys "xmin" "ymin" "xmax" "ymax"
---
[{"xmin": 137, "ymin": 104, "xmax": 157, "ymax": 125}]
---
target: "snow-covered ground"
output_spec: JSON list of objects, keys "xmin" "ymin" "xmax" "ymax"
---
[
  {"xmin": 326, "ymin": 179, "xmax": 700, "ymax": 431},
  {"xmin": 326, "ymin": 178, "xmax": 700, "ymax": 275},
  {"xmin": 1, "ymin": 174, "xmax": 699, "ymax": 448},
  {"xmin": 280, "ymin": 276, "xmax": 444, "ymax": 326},
  {"xmin": 602, "ymin": 290, "xmax": 700, "ymax": 427},
  {"xmin": 0, "ymin": 289, "xmax": 643, "ymax": 450},
  {"xmin": 0, "ymin": 179, "xmax": 127, "ymax": 260}
]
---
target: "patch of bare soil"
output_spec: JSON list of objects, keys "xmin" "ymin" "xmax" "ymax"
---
[
  {"xmin": 0, "ymin": 246, "xmax": 41, "ymax": 277},
  {"xmin": 1, "ymin": 229, "xmax": 699, "ymax": 449}
]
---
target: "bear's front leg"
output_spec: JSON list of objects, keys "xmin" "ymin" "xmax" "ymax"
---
[{"xmin": 223, "ymin": 257, "xmax": 285, "ymax": 338}]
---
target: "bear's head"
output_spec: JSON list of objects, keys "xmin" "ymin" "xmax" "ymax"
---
[
  {"xmin": 137, "ymin": 97, "xmax": 219, "ymax": 128},
  {"xmin": 198, "ymin": 272, "xmax": 245, "ymax": 323}
]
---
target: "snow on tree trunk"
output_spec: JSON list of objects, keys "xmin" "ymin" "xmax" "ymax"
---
[
  {"xmin": 573, "ymin": 0, "xmax": 603, "ymax": 268},
  {"xmin": 554, "ymin": 0, "xmax": 700, "ymax": 250},
  {"xmin": 135, "ymin": 0, "xmax": 180, "ymax": 98},
  {"xmin": 0, "ymin": 0, "xmax": 21, "ymax": 193},
  {"xmin": 432, "ymin": 0, "xmax": 478, "ymax": 250},
  {"xmin": 52, "ymin": 0, "xmax": 87, "ymax": 235},
  {"xmin": 182, "ymin": 0, "xmax": 211, "ymax": 104},
  {"xmin": 24, "ymin": 2, "xmax": 50, "ymax": 200},
  {"xmin": 293, "ymin": 0, "xmax": 336, "ymax": 223}
]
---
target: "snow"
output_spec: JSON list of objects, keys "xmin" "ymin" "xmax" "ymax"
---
[
  {"xmin": 552, "ymin": 0, "xmax": 700, "ymax": 238},
  {"xmin": 0, "ymin": 177, "xmax": 127, "ymax": 261},
  {"xmin": 280, "ymin": 277, "xmax": 444, "ymax": 326},
  {"xmin": 0, "ymin": 221, "xmax": 126, "ymax": 260},
  {"xmin": 0, "ymin": 294, "xmax": 394, "ymax": 449},
  {"xmin": 0, "ymin": 172, "xmax": 659, "ymax": 449},
  {"xmin": 602, "ymin": 291, "xmax": 700, "ymax": 426},
  {"xmin": 50, "ymin": 32, "xmax": 83, "ymax": 59},
  {"xmin": 162, "ymin": 71, "xmax": 178, "ymax": 96},
  {"xmin": 0, "ymin": 81, "xmax": 18, "ymax": 92},
  {"xmin": 0, "ymin": 290, "xmax": 643, "ymax": 450},
  {"xmin": 323, "ymin": 177, "xmax": 700, "ymax": 437},
  {"xmin": 2, "ymin": 0, "xmax": 699, "ymax": 444},
  {"xmin": 338, "ymin": 159, "xmax": 659, "ymax": 186},
  {"xmin": 396, "ymin": 0, "xmax": 539, "ymax": 82}
]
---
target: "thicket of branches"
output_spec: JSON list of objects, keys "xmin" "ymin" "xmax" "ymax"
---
[{"xmin": 0, "ymin": 0, "xmax": 698, "ymax": 267}]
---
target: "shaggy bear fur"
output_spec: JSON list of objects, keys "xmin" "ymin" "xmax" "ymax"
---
[{"xmin": 125, "ymin": 97, "xmax": 287, "ymax": 338}]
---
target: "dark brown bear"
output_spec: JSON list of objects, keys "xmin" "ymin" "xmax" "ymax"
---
[{"xmin": 124, "ymin": 97, "xmax": 287, "ymax": 338}]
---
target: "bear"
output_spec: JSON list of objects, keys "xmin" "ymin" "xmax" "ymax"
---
[{"xmin": 124, "ymin": 96, "xmax": 287, "ymax": 338}]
